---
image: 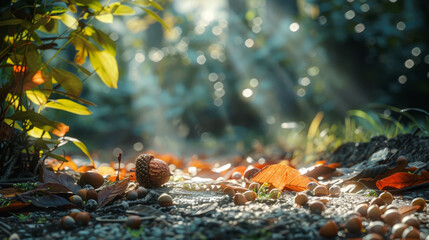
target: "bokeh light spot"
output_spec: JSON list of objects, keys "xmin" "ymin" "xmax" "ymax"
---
[
  {"xmin": 242, "ymin": 88, "xmax": 253, "ymax": 98},
  {"xmin": 249, "ymin": 78, "xmax": 259, "ymax": 87},
  {"xmin": 133, "ymin": 142, "xmax": 144, "ymax": 151},
  {"xmin": 289, "ymin": 22, "xmax": 300, "ymax": 32},
  {"xmin": 396, "ymin": 21, "xmax": 406, "ymax": 31},
  {"xmin": 398, "ymin": 75, "xmax": 407, "ymax": 84},
  {"xmin": 354, "ymin": 23, "xmax": 365, "ymax": 33},
  {"xmin": 245, "ymin": 38, "xmax": 254, "ymax": 48},
  {"xmin": 404, "ymin": 59, "xmax": 414, "ymax": 69}
]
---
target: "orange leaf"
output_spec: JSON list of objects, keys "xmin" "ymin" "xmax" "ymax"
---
[
  {"xmin": 0, "ymin": 201, "xmax": 31, "ymax": 214},
  {"xmin": 251, "ymin": 163, "xmax": 317, "ymax": 191},
  {"xmin": 51, "ymin": 123, "xmax": 69, "ymax": 137},
  {"xmin": 23, "ymin": 70, "xmax": 47, "ymax": 90},
  {"xmin": 97, "ymin": 166, "xmax": 116, "ymax": 176},
  {"xmin": 376, "ymin": 171, "xmax": 429, "ymax": 190}
]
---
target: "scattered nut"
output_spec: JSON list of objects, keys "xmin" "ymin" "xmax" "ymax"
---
[
  {"xmin": 362, "ymin": 233, "xmax": 383, "ymax": 240},
  {"xmin": 391, "ymin": 223, "xmax": 408, "ymax": 239},
  {"xmin": 370, "ymin": 197, "xmax": 385, "ymax": 207},
  {"xmin": 86, "ymin": 189, "xmax": 98, "ymax": 201},
  {"xmin": 345, "ymin": 216, "xmax": 362, "ymax": 234},
  {"xmin": 382, "ymin": 209, "xmax": 401, "ymax": 226},
  {"xmin": 309, "ymin": 200, "xmax": 325, "ymax": 214},
  {"xmin": 75, "ymin": 212, "xmax": 90, "ymax": 226},
  {"xmin": 125, "ymin": 215, "xmax": 141, "ymax": 229},
  {"xmin": 269, "ymin": 189, "xmax": 280, "ymax": 199},
  {"xmin": 158, "ymin": 193, "xmax": 173, "ymax": 207},
  {"xmin": 233, "ymin": 193, "xmax": 247, "ymax": 205},
  {"xmin": 61, "ymin": 216, "xmax": 75, "ymax": 230},
  {"xmin": 135, "ymin": 154, "xmax": 172, "ymax": 189},
  {"xmin": 367, "ymin": 205, "xmax": 381, "ymax": 221},
  {"xmin": 379, "ymin": 192, "xmax": 393, "ymax": 205},
  {"xmin": 231, "ymin": 171, "xmax": 242, "ymax": 180},
  {"xmin": 243, "ymin": 168, "xmax": 260, "ymax": 183},
  {"xmin": 69, "ymin": 195, "xmax": 83, "ymax": 207},
  {"xmin": 355, "ymin": 204, "xmax": 369, "ymax": 218},
  {"xmin": 306, "ymin": 182, "xmax": 318, "ymax": 191},
  {"xmin": 368, "ymin": 221, "xmax": 388, "ymax": 236},
  {"xmin": 223, "ymin": 187, "xmax": 236, "ymax": 198},
  {"xmin": 402, "ymin": 215, "xmax": 420, "ymax": 229},
  {"xmin": 314, "ymin": 185, "xmax": 328, "ymax": 196},
  {"xmin": 319, "ymin": 220, "xmax": 338, "ymax": 238},
  {"xmin": 411, "ymin": 197, "xmax": 426, "ymax": 212},
  {"xmin": 126, "ymin": 190, "xmax": 138, "ymax": 201},
  {"xmin": 243, "ymin": 191, "xmax": 257, "ymax": 201},
  {"xmin": 68, "ymin": 209, "xmax": 81, "ymax": 219},
  {"xmin": 294, "ymin": 193, "xmax": 308, "ymax": 206},
  {"xmin": 248, "ymin": 182, "xmax": 260, "ymax": 192},
  {"xmin": 329, "ymin": 185, "xmax": 341, "ymax": 197},
  {"xmin": 401, "ymin": 226, "xmax": 420, "ymax": 239},
  {"xmin": 79, "ymin": 172, "xmax": 104, "ymax": 189},
  {"xmin": 76, "ymin": 189, "xmax": 87, "ymax": 201},
  {"xmin": 136, "ymin": 187, "xmax": 148, "ymax": 198}
]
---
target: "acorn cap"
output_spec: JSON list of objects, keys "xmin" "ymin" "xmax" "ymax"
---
[{"xmin": 136, "ymin": 154, "xmax": 172, "ymax": 188}]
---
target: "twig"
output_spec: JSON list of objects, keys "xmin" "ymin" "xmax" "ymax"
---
[{"xmin": 0, "ymin": 221, "xmax": 12, "ymax": 235}]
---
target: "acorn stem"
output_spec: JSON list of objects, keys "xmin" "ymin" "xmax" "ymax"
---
[{"xmin": 116, "ymin": 153, "xmax": 122, "ymax": 181}]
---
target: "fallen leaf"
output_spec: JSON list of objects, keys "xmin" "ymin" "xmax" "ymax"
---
[
  {"xmin": 97, "ymin": 178, "xmax": 130, "ymax": 208},
  {"xmin": 78, "ymin": 165, "xmax": 95, "ymax": 172},
  {"xmin": 42, "ymin": 164, "xmax": 81, "ymax": 193},
  {"xmin": 192, "ymin": 202, "xmax": 218, "ymax": 216},
  {"xmin": 251, "ymin": 162, "xmax": 316, "ymax": 191},
  {"xmin": 376, "ymin": 171, "xmax": 429, "ymax": 190},
  {"xmin": 97, "ymin": 166, "xmax": 116, "ymax": 176},
  {"xmin": 36, "ymin": 182, "xmax": 72, "ymax": 194},
  {"xmin": 0, "ymin": 188, "xmax": 24, "ymax": 198},
  {"xmin": 126, "ymin": 204, "xmax": 165, "ymax": 216},
  {"xmin": 0, "ymin": 200, "xmax": 31, "ymax": 214},
  {"xmin": 341, "ymin": 181, "xmax": 367, "ymax": 193},
  {"xmin": 301, "ymin": 162, "xmax": 341, "ymax": 179},
  {"xmin": 17, "ymin": 189, "xmax": 72, "ymax": 208}
]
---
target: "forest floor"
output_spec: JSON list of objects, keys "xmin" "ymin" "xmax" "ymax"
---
[{"xmin": 1, "ymin": 133, "xmax": 429, "ymax": 240}]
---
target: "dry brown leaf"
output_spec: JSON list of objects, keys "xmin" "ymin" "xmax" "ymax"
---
[{"xmin": 97, "ymin": 178, "xmax": 130, "ymax": 208}]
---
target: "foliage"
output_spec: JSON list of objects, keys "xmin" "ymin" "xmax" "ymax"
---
[{"xmin": 0, "ymin": 0, "xmax": 165, "ymax": 179}]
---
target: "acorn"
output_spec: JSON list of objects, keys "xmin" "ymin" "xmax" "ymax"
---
[
  {"xmin": 314, "ymin": 185, "xmax": 328, "ymax": 196},
  {"xmin": 233, "ymin": 193, "xmax": 247, "ymax": 205},
  {"xmin": 401, "ymin": 226, "xmax": 420, "ymax": 239},
  {"xmin": 362, "ymin": 233, "xmax": 383, "ymax": 240},
  {"xmin": 125, "ymin": 215, "xmax": 141, "ymax": 229},
  {"xmin": 391, "ymin": 223, "xmax": 408, "ymax": 239},
  {"xmin": 248, "ymin": 182, "xmax": 260, "ymax": 192},
  {"xmin": 61, "ymin": 216, "xmax": 76, "ymax": 230},
  {"xmin": 355, "ymin": 203, "xmax": 369, "ymax": 218},
  {"xmin": 411, "ymin": 197, "xmax": 426, "ymax": 212},
  {"xmin": 370, "ymin": 197, "xmax": 385, "ymax": 207},
  {"xmin": 402, "ymin": 215, "xmax": 420, "ymax": 229},
  {"xmin": 294, "ymin": 192, "xmax": 308, "ymax": 206},
  {"xmin": 76, "ymin": 189, "xmax": 87, "ymax": 201},
  {"xmin": 243, "ymin": 190, "xmax": 257, "ymax": 201},
  {"xmin": 368, "ymin": 221, "xmax": 388, "ymax": 236},
  {"xmin": 135, "ymin": 154, "xmax": 172, "ymax": 188},
  {"xmin": 367, "ymin": 205, "xmax": 381, "ymax": 221},
  {"xmin": 345, "ymin": 216, "xmax": 362, "ymax": 234},
  {"xmin": 68, "ymin": 209, "xmax": 81, "ymax": 219},
  {"xmin": 306, "ymin": 182, "xmax": 318, "ymax": 191},
  {"xmin": 379, "ymin": 192, "xmax": 393, "ymax": 205},
  {"xmin": 329, "ymin": 185, "xmax": 341, "ymax": 197},
  {"xmin": 75, "ymin": 212, "xmax": 90, "ymax": 226},
  {"xmin": 319, "ymin": 220, "xmax": 338, "ymax": 238},
  {"xmin": 86, "ymin": 189, "xmax": 98, "ymax": 201},
  {"xmin": 223, "ymin": 187, "xmax": 235, "ymax": 198},
  {"xmin": 126, "ymin": 190, "xmax": 138, "ymax": 201},
  {"xmin": 269, "ymin": 188, "xmax": 280, "ymax": 199},
  {"xmin": 69, "ymin": 195, "xmax": 83, "ymax": 207},
  {"xmin": 382, "ymin": 209, "xmax": 401, "ymax": 226},
  {"xmin": 243, "ymin": 168, "xmax": 260, "ymax": 183},
  {"xmin": 79, "ymin": 172, "xmax": 104, "ymax": 189},
  {"xmin": 136, "ymin": 187, "xmax": 148, "ymax": 198},
  {"xmin": 309, "ymin": 200, "xmax": 325, "ymax": 214},
  {"xmin": 158, "ymin": 193, "xmax": 173, "ymax": 207},
  {"xmin": 231, "ymin": 171, "xmax": 242, "ymax": 180}
]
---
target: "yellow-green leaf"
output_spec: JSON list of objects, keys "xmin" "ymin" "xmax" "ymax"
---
[
  {"xmin": 88, "ymin": 49, "xmax": 118, "ymax": 88},
  {"xmin": 26, "ymin": 90, "xmax": 49, "ymax": 105},
  {"xmin": 112, "ymin": 5, "xmax": 135, "ymax": 15},
  {"xmin": 142, "ymin": 8, "xmax": 168, "ymax": 29},
  {"xmin": 44, "ymin": 99, "xmax": 92, "ymax": 115},
  {"xmin": 4, "ymin": 118, "xmax": 23, "ymax": 131},
  {"xmin": 75, "ymin": 0, "xmax": 102, "ymax": 11},
  {"xmin": 60, "ymin": 136, "xmax": 94, "ymax": 167},
  {"xmin": 149, "ymin": 1, "xmax": 163, "ymax": 11},
  {"xmin": 28, "ymin": 126, "xmax": 51, "ymax": 139},
  {"xmin": 60, "ymin": 13, "xmax": 78, "ymax": 30},
  {"xmin": 95, "ymin": 13, "xmax": 113, "ymax": 23},
  {"xmin": 38, "ymin": 19, "xmax": 59, "ymax": 34},
  {"xmin": 85, "ymin": 26, "xmax": 116, "ymax": 55},
  {"xmin": 51, "ymin": 68, "xmax": 82, "ymax": 97}
]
